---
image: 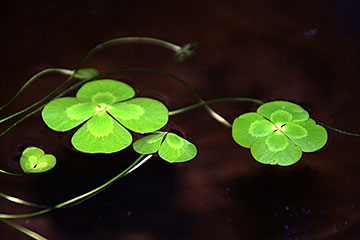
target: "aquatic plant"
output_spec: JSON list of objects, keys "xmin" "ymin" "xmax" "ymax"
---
[{"xmin": 0, "ymin": 36, "xmax": 358, "ymax": 239}]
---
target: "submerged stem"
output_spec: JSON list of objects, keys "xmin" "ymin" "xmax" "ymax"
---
[
  {"xmin": 0, "ymin": 169, "xmax": 24, "ymax": 176},
  {"xmin": 97, "ymin": 68, "xmax": 233, "ymax": 127},
  {"xmin": 78, "ymin": 37, "xmax": 182, "ymax": 68},
  {"xmin": 0, "ymin": 154, "xmax": 151, "ymax": 219},
  {"xmin": 315, "ymin": 120, "xmax": 360, "ymax": 137},
  {"xmin": 0, "ymin": 68, "xmax": 75, "ymax": 124},
  {"xmin": 169, "ymin": 97, "xmax": 264, "ymax": 125},
  {"xmin": 1, "ymin": 219, "xmax": 47, "ymax": 240},
  {"xmin": 0, "ymin": 68, "xmax": 73, "ymax": 112}
]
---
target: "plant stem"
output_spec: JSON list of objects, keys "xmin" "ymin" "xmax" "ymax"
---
[
  {"xmin": 0, "ymin": 68, "xmax": 75, "ymax": 124},
  {"xmin": 0, "ymin": 68, "xmax": 73, "ymax": 112},
  {"xmin": 315, "ymin": 120, "xmax": 360, "ymax": 137},
  {"xmin": 0, "ymin": 154, "xmax": 152, "ymax": 219},
  {"xmin": 169, "ymin": 97, "xmax": 264, "ymax": 123},
  {"xmin": 0, "ymin": 192, "xmax": 48, "ymax": 208},
  {"xmin": 1, "ymin": 219, "xmax": 47, "ymax": 240},
  {"xmin": 97, "ymin": 68, "xmax": 234, "ymax": 127},
  {"xmin": 0, "ymin": 169, "xmax": 24, "ymax": 176},
  {"xmin": 78, "ymin": 37, "xmax": 182, "ymax": 68}
]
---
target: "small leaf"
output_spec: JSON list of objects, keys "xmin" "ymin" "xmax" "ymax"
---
[
  {"xmin": 133, "ymin": 132, "xmax": 167, "ymax": 154},
  {"xmin": 250, "ymin": 133, "xmax": 302, "ymax": 166},
  {"xmin": 20, "ymin": 147, "xmax": 56, "ymax": 174},
  {"xmin": 232, "ymin": 112, "xmax": 273, "ymax": 148},
  {"xmin": 158, "ymin": 133, "xmax": 197, "ymax": 163},
  {"xmin": 284, "ymin": 118, "xmax": 327, "ymax": 152},
  {"xmin": 71, "ymin": 112, "xmax": 132, "ymax": 153},
  {"xmin": 42, "ymin": 98, "xmax": 97, "ymax": 131},
  {"xmin": 73, "ymin": 68, "xmax": 99, "ymax": 80},
  {"xmin": 257, "ymin": 101, "xmax": 309, "ymax": 123},
  {"xmin": 76, "ymin": 80, "xmax": 135, "ymax": 105},
  {"xmin": 109, "ymin": 97, "xmax": 169, "ymax": 133}
]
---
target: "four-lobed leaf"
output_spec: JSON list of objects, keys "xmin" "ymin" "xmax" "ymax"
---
[
  {"xmin": 232, "ymin": 101, "xmax": 327, "ymax": 166},
  {"xmin": 20, "ymin": 147, "xmax": 56, "ymax": 174},
  {"xmin": 133, "ymin": 132, "xmax": 197, "ymax": 163},
  {"xmin": 42, "ymin": 79, "xmax": 169, "ymax": 153}
]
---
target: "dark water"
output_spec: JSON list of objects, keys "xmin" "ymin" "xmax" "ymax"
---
[{"xmin": 0, "ymin": 1, "xmax": 360, "ymax": 239}]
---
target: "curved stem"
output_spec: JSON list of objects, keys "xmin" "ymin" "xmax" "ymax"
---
[
  {"xmin": 0, "ymin": 68, "xmax": 75, "ymax": 124},
  {"xmin": 169, "ymin": 97, "xmax": 264, "ymax": 126},
  {"xmin": 0, "ymin": 154, "xmax": 151, "ymax": 219},
  {"xmin": 78, "ymin": 37, "xmax": 182, "ymax": 69},
  {"xmin": 0, "ymin": 68, "xmax": 73, "ymax": 112},
  {"xmin": 315, "ymin": 120, "xmax": 360, "ymax": 137},
  {"xmin": 0, "ymin": 169, "xmax": 24, "ymax": 176},
  {"xmin": 97, "ymin": 68, "xmax": 234, "ymax": 127},
  {"xmin": 0, "ymin": 192, "xmax": 48, "ymax": 208},
  {"xmin": 1, "ymin": 219, "xmax": 47, "ymax": 240}
]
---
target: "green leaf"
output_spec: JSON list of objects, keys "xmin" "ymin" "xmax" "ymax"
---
[
  {"xmin": 42, "ymin": 97, "xmax": 97, "ymax": 131},
  {"xmin": 257, "ymin": 101, "xmax": 309, "ymax": 123},
  {"xmin": 20, "ymin": 147, "xmax": 56, "ymax": 174},
  {"xmin": 284, "ymin": 118, "xmax": 328, "ymax": 152},
  {"xmin": 73, "ymin": 68, "xmax": 99, "ymax": 80},
  {"xmin": 232, "ymin": 112, "xmax": 273, "ymax": 148},
  {"xmin": 76, "ymin": 80, "xmax": 135, "ymax": 105},
  {"xmin": 133, "ymin": 132, "xmax": 167, "ymax": 154},
  {"xmin": 158, "ymin": 133, "xmax": 197, "ymax": 163},
  {"xmin": 109, "ymin": 97, "xmax": 169, "ymax": 133},
  {"xmin": 71, "ymin": 112, "xmax": 132, "ymax": 153},
  {"xmin": 250, "ymin": 133, "xmax": 302, "ymax": 166}
]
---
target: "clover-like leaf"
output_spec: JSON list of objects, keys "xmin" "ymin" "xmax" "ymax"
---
[
  {"xmin": 257, "ymin": 101, "xmax": 309, "ymax": 123},
  {"xmin": 232, "ymin": 101, "xmax": 327, "ymax": 166},
  {"xmin": 42, "ymin": 79, "xmax": 169, "ymax": 154},
  {"xmin": 20, "ymin": 147, "xmax": 56, "ymax": 174},
  {"xmin": 109, "ymin": 98, "xmax": 169, "ymax": 133},
  {"xmin": 232, "ymin": 112, "xmax": 273, "ymax": 148},
  {"xmin": 284, "ymin": 119, "xmax": 328, "ymax": 152},
  {"xmin": 133, "ymin": 132, "xmax": 167, "ymax": 154},
  {"xmin": 250, "ymin": 133, "xmax": 303, "ymax": 166},
  {"xmin": 76, "ymin": 79, "xmax": 135, "ymax": 104},
  {"xmin": 133, "ymin": 132, "xmax": 197, "ymax": 163}
]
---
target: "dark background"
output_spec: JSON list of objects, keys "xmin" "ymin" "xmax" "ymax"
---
[{"xmin": 0, "ymin": 0, "xmax": 360, "ymax": 239}]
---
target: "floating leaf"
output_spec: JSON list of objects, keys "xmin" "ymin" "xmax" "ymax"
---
[
  {"xmin": 251, "ymin": 134, "xmax": 302, "ymax": 166},
  {"xmin": 133, "ymin": 132, "xmax": 167, "ymax": 154},
  {"xmin": 284, "ymin": 119, "xmax": 328, "ymax": 152},
  {"xmin": 232, "ymin": 112, "xmax": 273, "ymax": 148},
  {"xmin": 42, "ymin": 79, "xmax": 168, "ymax": 154},
  {"xmin": 257, "ymin": 101, "xmax": 309, "ymax": 123},
  {"xmin": 20, "ymin": 147, "xmax": 56, "ymax": 174},
  {"xmin": 133, "ymin": 132, "xmax": 197, "ymax": 163},
  {"xmin": 42, "ymin": 98, "xmax": 96, "ymax": 131},
  {"xmin": 158, "ymin": 133, "xmax": 197, "ymax": 163},
  {"xmin": 109, "ymin": 98, "xmax": 169, "ymax": 133},
  {"xmin": 76, "ymin": 80, "xmax": 135, "ymax": 104},
  {"xmin": 71, "ymin": 112, "xmax": 132, "ymax": 153},
  {"xmin": 232, "ymin": 101, "xmax": 327, "ymax": 166}
]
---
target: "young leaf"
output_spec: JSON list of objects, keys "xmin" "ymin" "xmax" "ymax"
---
[
  {"xmin": 284, "ymin": 118, "xmax": 328, "ymax": 152},
  {"xmin": 158, "ymin": 133, "xmax": 197, "ymax": 163},
  {"xmin": 71, "ymin": 112, "xmax": 132, "ymax": 153},
  {"xmin": 250, "ymin": 133, "xmax": 302, "ymax": 166},
  {"xmin": 109, "ymin": 97, "xmax": 169, "ymax": 133},
  {"xmin": 73, "ymin": 68, "xmax": 99, "ymax": 80},
  {"xmin": 257, "ymin": 101, "xmax": 309, "ymax": 123},
  {"xmin": 42, "ymin": 98, "xmax": 97, "ymax": 131},
  {"xmin": 133, "ymin": 132, "xmax": 167, "ymax": 154},
  {"xmin": 20, "ymin": 147, "xmax": 56, "ymax": 174},
  {"xmin": 76, "ymin": 80, "xmax": 135, "ymax": 105},
  {"xmin": 232, "ymin": 112, "xmax": 273, "ymax": 148}
]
